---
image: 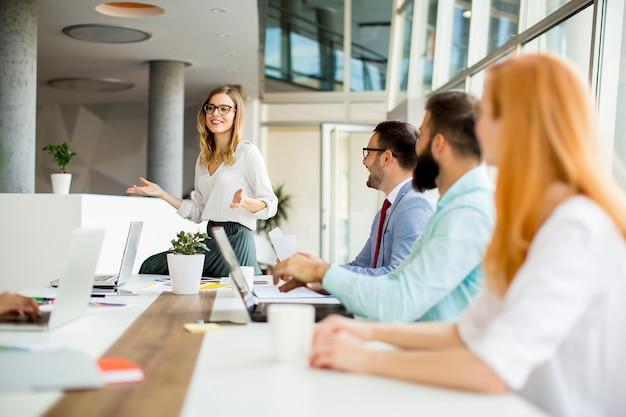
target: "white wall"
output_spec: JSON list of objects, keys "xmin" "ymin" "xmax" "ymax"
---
[{"xmin": 0, "ymin": 194, "xmax": 207, "ymax": 292}]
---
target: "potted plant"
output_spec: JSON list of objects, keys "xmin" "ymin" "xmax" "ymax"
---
[
  {"xmin": 42, "ymin": 141, "xmax": 77, "ymax": 194},
  {"xmin": 257, "ymin": 182, "xmax": 293, "ymax": 235},
  {"xmin": 166, "ymin": 231, "xmax": 210, "ymax": 295}
]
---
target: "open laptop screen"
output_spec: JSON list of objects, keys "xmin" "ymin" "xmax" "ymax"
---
[{"xmin": 210, "ymin": 227, "xmax": 255, "ymax": 310}]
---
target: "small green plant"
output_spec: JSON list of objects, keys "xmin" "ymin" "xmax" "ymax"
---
[
  {"xmin": 257, "ymin": 182, "xmax": 293, "ymax": 234},
  {"xmin": 42, "ymin": 141, "xmax": 77, "ymax": 173},
  {"xmin": 169, "ymin": 231, "xmax": 210, "ymax": 255}
]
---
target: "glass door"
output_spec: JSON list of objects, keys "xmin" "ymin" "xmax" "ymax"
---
[{"xmin": 320, "ymin": 123, "xmax": 381, "ymax": 264}]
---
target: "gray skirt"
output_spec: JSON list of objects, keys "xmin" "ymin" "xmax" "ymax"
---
[{"xmin": 139, "ymin": 221, "xmax": 261, "ymax": 277}]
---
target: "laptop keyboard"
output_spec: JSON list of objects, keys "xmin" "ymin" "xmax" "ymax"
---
[
  {"xmin": 94, "ymin": 274, "xmax": 116, "ymax": 282},
  {"xmin": 0, "ymin": 311, "xmax": 51, "ymax": 325}
]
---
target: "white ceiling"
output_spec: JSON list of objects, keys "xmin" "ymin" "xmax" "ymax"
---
[{"xmin": 37, "ymin": 0, "xmax": 260, "ymax": 107}]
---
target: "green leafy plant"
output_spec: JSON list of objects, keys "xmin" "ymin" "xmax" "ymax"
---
[
  {"xmin": 257, "ymin": 182, "xmax": 293, "ymax": 235},
  {"xmin": 42, "ymin": 141, "xmax": 77, "ymax": 173},
  {"xmin": 169, "ymin": 231, "xmax": 210, "ymax": 255}
]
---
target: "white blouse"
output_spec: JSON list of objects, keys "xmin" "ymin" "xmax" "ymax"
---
[
  {"xmin": 458, "ymin": 196, "xmax": 626, "ymax": 417},
  {"xmin": 177, "ymin": 141, "xmax": 278, "ymax": 230}
]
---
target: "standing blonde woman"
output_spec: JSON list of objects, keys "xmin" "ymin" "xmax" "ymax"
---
[
  {"xmin": 310, "ymin": 54, "xmax": 626, "ymax": 417},
  {"xmin": 128, "ymin": 86, "xmax": 277, "ymax": 277}
]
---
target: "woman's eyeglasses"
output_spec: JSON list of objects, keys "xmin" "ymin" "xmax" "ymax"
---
[{"xmin": 204, "ymin": 103, "xmax": 235, "ymax": 115}]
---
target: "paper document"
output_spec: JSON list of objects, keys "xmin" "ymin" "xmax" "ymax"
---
[{"xmin": 268, "ymin": 227, "xmax": 300, "ymax": 261}]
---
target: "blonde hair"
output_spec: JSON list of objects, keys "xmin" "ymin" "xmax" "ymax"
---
[
  {"xmin": 483, "ymin": 53, "xmax": 626, "ymax": 295},
  {"xmin": 196, "ymin": 85, "xmax": 245, "ymax": 167}
]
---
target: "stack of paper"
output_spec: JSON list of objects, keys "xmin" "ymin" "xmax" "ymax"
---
[{"xmin": 268, "ymin": 227, "xmax": 299, "ymax": 261}]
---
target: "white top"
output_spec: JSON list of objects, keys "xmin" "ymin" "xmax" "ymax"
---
[
  {"xmin": 178, "ymin": 141, "xmax": 278, "ymax": 230},
  {"xmin": 458, "ymin": 196, "xmax": 626, "ymax": 417}
]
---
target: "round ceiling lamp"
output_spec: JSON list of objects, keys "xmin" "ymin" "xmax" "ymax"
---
[
  {"xmin": 95, "ymin": 2, "xmax": 164, "ymax": 18},
  {"xmin": 47, "ymin": 77, "xmax": 134, "ymax": 92},
  {"xmin": 62, "ymin": 24, "xmax": 151, "ymax": 43}
]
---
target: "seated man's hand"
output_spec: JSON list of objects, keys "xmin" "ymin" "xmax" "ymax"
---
[
  {"xmin": 278, "ymin": 277, "xmax": 306, "ymax": 292},
  {"xmin": 0, "ymin": 292, "xmax": 41, "ymax": 318},
  {"xmin": 306, "ymin": 282, "xmax": 330, "ymax": 295},
  {"xmin": 273, "ymin": 252, "xmax": 331, "ymax": 292}
]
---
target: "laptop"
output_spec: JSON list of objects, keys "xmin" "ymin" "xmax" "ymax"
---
[
  {"xmin": 50, "ymin": 221, "xmax": 143, "ymax": 289},
  {"xmin": 210, "ymin": 226, "xmax": 352, "ymax": 323},
  {"xmin": 0, "ymin": 228, "xmax": 105, "ymax": 331}
]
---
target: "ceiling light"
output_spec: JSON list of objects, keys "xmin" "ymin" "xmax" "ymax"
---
[
  {"xmin": 225, "ymin": 68, "xmax": 238, "ymax": 73},
  {"xmin": 47, "ymin": 77, "xmax": 134, "ymax": 92},
  {"xmin": 63, "ymin": 24, "xmax": 151, "ymax": 43},
  {"xmin": 222, "ymin": 52, "xmax": 237, "ymax": 58},
  {"xmin": 217, "ymin": 32, "xmax": 232, "ymax": 38},
  {"xmin": 462, "ymin": 10, "xmax": 472, "ymax": 18},
  {"xmin": 96, "ymin": 2, "xmax": 164, "ymax": 18},
  {"xmin": 211, "ymin": 8, "xmax": 228, "ymax": 13}
]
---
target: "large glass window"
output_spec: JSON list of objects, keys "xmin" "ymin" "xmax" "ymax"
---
[
  {"xmin": 450, "ymin": 0, "xmax": 472, "ymax": 77},
  {"xmin": 488, "ymin": 0, "xmax": 520, "ymax": 53},
  {"xmin": 522, "ymin": 5, "xmax": 593, "ymax": 77},
  {"xmin": 524, "ymin": 0, "xmax": 570, "ymax": 29},
  {"xmin": 265, "ymin": 0, "xmax": 345, "ymax": 92},
  {"xmin": 422, "ymin": 0, "xmax": 438, "ymax": 93},
  {"xmin": 400, "ymin": 1, "xmax": 414, "ymax": 91},
  {"xmin": 350, "ymin": 0, "xmax": 392, "ymax": 91},
  {"xmin": 264, "ymin": 0, "xmax": 391, "ymax": 93},
  {"xmin": 611, "ymin": 4, "xmax": 626, "ymax": 191}
]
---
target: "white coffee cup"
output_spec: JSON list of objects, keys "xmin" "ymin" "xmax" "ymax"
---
[
  {"xmin": 230, "ymin": 265, "xmax": 254, "ymax": 297},
  {"xmin": 268, "ymin": 304, "xmax": 315, "ymax": 365}
]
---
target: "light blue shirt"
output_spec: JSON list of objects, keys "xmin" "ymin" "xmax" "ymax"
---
[{"xmin": 323, "ymin": 166, "xmax": 495, "ymax": 323}]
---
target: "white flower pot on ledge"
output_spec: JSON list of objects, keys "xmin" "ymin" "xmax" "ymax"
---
[{"xmin": 51, "ymin": 173, "xmax": 72, "ymax": 194}]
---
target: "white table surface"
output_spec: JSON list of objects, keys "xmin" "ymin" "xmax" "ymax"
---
[{"xmin": 0, "ymin": 275, "xmax": 550, "ymax": 417}]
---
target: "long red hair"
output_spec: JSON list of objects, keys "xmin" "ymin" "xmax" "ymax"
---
[{"xmin": 483, "ymin": 53, "xmax": 626, "ymax": 295}]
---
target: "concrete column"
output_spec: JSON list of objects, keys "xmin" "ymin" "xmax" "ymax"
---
[
  {"xmin": 0, "ymin": 0, "xmax": 37, "ymax": 193},
  {"xmin": 147, "ymin": 60, "xmax": 186, "ymax": 198}
]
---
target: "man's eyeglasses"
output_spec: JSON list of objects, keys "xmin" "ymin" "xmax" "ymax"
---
[
  {"xmin": 204, "ymin": 103, "xmax": 235, "ymax": 115},
  {"xmin": 362, "ymin": 147, "xmax": 388, "ymax": 159}
]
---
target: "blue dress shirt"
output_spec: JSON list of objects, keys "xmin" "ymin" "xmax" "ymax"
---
[{"xmin": 323, "ymin": 166, "xmax": 495, "ymax": 323}]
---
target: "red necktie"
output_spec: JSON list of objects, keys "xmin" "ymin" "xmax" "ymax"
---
[{"xmin": 373, "ymin": 199, "xmax": 391, "ymax": 267}]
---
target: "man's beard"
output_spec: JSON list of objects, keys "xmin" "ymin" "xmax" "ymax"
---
[
  {"xmin": 412, "ymin": 142, "xmax": 439, "ymax": 192},
  {"xmin": 366, "ymin": 157, "xmax": 384, "ymax": 190}
]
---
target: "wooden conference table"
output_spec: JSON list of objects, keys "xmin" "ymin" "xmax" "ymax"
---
[{"xmin": 0, "ymin": 275, "xmax": 550, "ymax": 417}]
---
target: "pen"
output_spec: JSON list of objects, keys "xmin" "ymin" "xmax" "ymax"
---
[
  {"xmin": 89, "ymin": 301, "xmax": 127, "ymax": 307},
  {"xmin": 33, "ymin": 297, "xmax": 55, "ymax": 301}
]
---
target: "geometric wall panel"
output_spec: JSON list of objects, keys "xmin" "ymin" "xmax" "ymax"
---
[{"xmin": 36, "ymin": 102, "xmax": 199, "ymax": 195}]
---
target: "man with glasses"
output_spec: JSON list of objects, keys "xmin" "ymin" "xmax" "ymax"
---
[
  {"xmin": 341, "ymin": 121, "xmax": 435, "ymax": 276},
  {"xmin": 275, "ymin": 91, "xmax": 494, "ymax": 323}
]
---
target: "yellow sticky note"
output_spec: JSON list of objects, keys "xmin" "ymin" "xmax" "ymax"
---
[
  {"xmin": 199, "ymin": 283, "xmax": 229, "ymax": 291},
  {"xmin": 183, "ymin": 322, "xmax": 222, "ymax": 334}
]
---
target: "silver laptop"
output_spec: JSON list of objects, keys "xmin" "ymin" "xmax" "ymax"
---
[
  {"xmin": 210, "ymin": 226, "xmax": 351, "ymax": 324},
  {"xmin": 51, "ymin": 221, "xmax": 142, "ymax": 289},
  {"xmin": 0, "ymin": 228, "xmax": 105, "ymax": 331}
]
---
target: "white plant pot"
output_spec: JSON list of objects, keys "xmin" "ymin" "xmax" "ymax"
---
[
  {"xmin": 51, "ymin": 173, "xmax": 72, "ymax": 194},
  {"xmin": 166, "ymin": 253, "xmax": 205, "ymax": 295}
]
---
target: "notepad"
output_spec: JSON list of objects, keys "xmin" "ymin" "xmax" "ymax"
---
[{"xmin": 97, "ymin": 357, "xmax": 144, "ymax": 384}]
